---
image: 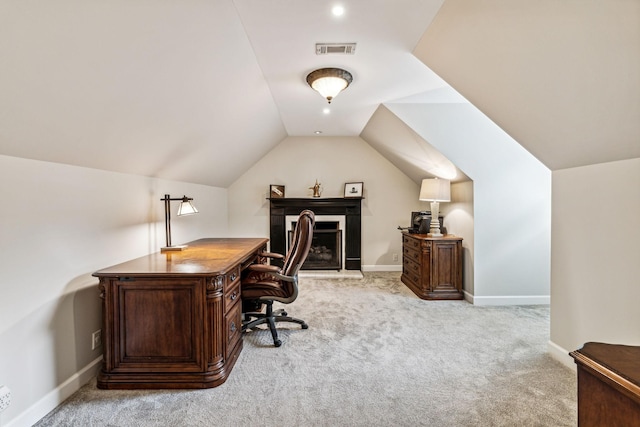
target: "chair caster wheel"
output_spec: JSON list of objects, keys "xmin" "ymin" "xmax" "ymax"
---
[
  {"xmin": 281, "ymin": 311, "xmax": 288, "ymax": 317},
  {"xmin": 301, "ymin": 324, "xmax": 309, "ymax": 329},
  {"xmin": 274, "ymin": 339, "xmax": 282, "ymax": 347}
]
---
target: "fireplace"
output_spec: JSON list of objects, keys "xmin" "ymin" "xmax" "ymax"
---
[
  {"xmin": 269, "ymin": 197, "xmax": 362, "ymax": 270},
  {"xmin": 288, "ymin": 219, "xmax": 343, "ymax": 270}
]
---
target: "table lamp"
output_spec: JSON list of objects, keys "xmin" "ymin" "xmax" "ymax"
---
[
  {"xmin": 419, "ymin": 178, "xmax": 450, "ymax": 237},
  {"xmin": 161, "ymin": 194, "xmax": 198, "ymax": 252}
]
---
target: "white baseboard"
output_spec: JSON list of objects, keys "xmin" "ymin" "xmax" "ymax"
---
[
  {"xmin": 362, "ymin": 265, "xmax": 402, "ymax": 272},
  {"xmin": 470, "ymin": 295, "xmax": 550, "ymax": 306},
  {"xmin": 547, "ymin": 340, "xmax": 577, "ymax": 371},
  {"xmin": 463, "ymin": 290, "xmax": 474, "ymax": 304},
  {"xmin": 6, "ymin": 357, "xmax": 102, "ymax": 427}
]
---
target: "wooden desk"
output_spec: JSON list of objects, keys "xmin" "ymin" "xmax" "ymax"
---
[
  {"xmin": 93, "ymin": 238, "xmax": 268, "ymax": 389},
  {"xmin": 570, "ymin": 342, "xmax": 640, "ymax": 426}
]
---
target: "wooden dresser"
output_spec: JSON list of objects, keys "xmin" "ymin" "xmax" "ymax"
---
[
  {"xmin": 401, "ymin": 232, "xmax": 463, "ymax": 300},
  {"xmin": 570, "ymin": 342, "xmax": 640, "ymax": 426},
  {"xmin": 93, "ymin": 238, "xmax": 268, "ymax": 389}
]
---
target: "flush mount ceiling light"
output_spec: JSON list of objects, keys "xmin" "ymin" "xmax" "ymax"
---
[{"xmin": 306, "ymin": 67, "xmax": 353, "ymax": 103}]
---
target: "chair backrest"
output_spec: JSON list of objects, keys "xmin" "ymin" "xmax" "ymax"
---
[{"xmin": 281, "ymin": 210, "xmax": 315, "ymax": 279}]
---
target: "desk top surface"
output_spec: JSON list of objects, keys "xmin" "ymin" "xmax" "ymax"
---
[
  {"xmin": 93, "ymin": 237, "xmax": 268, "ymax": 277},
  {"xmin": 571, "ymin": 342, "xmax": 640, "ymax": 387}
]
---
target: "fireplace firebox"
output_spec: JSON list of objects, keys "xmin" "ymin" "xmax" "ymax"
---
[{"xmin": 289, "ymin": 221, "xmax": 342, "ymax": 270}]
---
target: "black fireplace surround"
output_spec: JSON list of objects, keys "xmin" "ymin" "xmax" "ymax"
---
[{"xmin": 269, "ymin": 197, "xmax": 362, "ymax": 270}]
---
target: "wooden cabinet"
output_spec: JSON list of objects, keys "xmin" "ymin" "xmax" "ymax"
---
[
  {"xmin": 570, "ymin": 342, "xmax": 640, "ymax": 426},
  {"xmin": 93, "ymin": 238, "xmax": 267, "ymax": 389},
  {"xmin": 401, "ymin": 232, "xmax": 463, "ymax": 300}
]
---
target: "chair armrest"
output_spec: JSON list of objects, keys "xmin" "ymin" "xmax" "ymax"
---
[
  {"xmin": 246, "ymin": 263, "xmax": 281, "ymax": 273},
  {"xmin": 259, "ymin": 251, "xmax": 285, "ymax": 260}
]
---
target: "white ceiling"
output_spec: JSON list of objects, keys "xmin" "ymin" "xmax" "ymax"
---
[
  {"xmin": 5, "ymin": 2, "xmax": 634, "ymax": 188},
  {"xmin": 0, "ymin": 1, "xmax": 454, "ymax": 187},
  {"xmin": 234, "ymin": 0, "xmax": 447, "ymax": 136}
]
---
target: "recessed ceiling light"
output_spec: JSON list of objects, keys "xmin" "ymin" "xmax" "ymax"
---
[
  {"xmin": 314, "ymin": 131, "xmax": 323, "ymax": 134},
  {"xmin": 332, "ymin": 5, "xmax": 345, "ymax": 16},
  {"xmin": 323, "ymin": 108, "xmax": 330, "ymax": 114}
]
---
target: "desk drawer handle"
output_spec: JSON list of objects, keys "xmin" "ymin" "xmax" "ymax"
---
[
  {"xmin": 230, "ymin": 272, "xmax": 238, "ymax": 282},
  {"xmin": 230, "ymin": 291, "xmax": 238, "ymax": 301},
  {"xmin": 230, "ymin": 322, "xmax": 237, "ymax": 333}
]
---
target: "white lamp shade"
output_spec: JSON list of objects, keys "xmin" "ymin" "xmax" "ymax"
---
[
  {"xmin": 419, "ymin": 178, "xmax": 451, "ymax": 202},
  {"xmin": 177, "ymin": 199, "xmax": 198, "ymax": 216}
]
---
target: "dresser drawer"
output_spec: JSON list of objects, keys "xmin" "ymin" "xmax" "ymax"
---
[
  {"xmin": 403, "ymin": 245, "xmax": 420, "ymax": 263},
  {"xmin": 403, "ymin": 256, "xmax": 421, "ymax": 277},
  {"xmin": 403, "ymin": 259, "xmax": 421, "ymax": 285},
  {"xmin": 403, "ymin": 235, "xmax": 421, "ymax": 249}
]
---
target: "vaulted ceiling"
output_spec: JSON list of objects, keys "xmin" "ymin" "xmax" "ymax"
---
[{"xmin": 1, "ymin": 1, "xmax": 637, "ymax": 188}]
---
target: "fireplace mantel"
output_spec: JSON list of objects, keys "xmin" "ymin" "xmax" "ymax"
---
[{"xmin": 268, "ymin": 197, "xmax": 362, "ymax": 270}]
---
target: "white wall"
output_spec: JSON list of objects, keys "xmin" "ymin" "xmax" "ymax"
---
[
  {"xmin": 550, "ymin": 158, "xmax": 640, "ymax": 364},
  {"xmin": 446, "ymin": 181, "xmax": 474, "ymax": 296},
  {"xmin": 228, "ymin": 136, "xmax": 426, "ymax": 270},
  {"xmin": 387, "ymin": 103, "xmax": 551, "ymax": 304},
  {"xmin": 0, "ymin": 155, "xmax": 228, "ymax": 427}
]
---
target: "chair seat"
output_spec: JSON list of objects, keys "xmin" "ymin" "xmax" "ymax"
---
[{"xmin": 242, "ymin": 281, "xmax": 289, "ymax": 300}]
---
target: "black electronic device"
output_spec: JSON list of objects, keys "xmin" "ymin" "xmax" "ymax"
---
[{"xmin": 410, "ymin": 211, "xmax": 444, "ymax": 234}]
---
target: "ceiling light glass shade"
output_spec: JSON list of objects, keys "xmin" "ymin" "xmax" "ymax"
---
[
  {"xmin": 177, "ymin": 197, "xmax": 198, "ymax": 216},
  {"xmin": 419, "ymin": 178, "xmax": 451, "ymax": 202},
  {"xmin": 306, "ymin": 68, "xmax": 353, "ymax": 103}
]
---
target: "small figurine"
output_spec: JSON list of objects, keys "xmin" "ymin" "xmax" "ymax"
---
[{"xmin": 309, "ymin": 180, "xmax": 322, "ymax": 197}]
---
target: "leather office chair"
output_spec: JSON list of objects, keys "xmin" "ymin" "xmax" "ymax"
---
[{"xmin": 242, "ymin": 209, "xmax": 315, "ymax": 347}]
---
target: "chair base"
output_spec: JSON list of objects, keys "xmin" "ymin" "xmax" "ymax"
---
[{"xmin": 242, "ymin": 301, "xmax": 308, "ymax": 347}]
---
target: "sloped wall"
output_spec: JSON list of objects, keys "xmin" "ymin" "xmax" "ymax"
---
[
  {"xmin": 0, "ymin": 155, "xmax": 228, "ymax": 426},
  {"xmin": 413, "ymin": 0, "xmax": 640, "ymax": 170},
  {"xmin": 387, "ymin": 102, "xmax": 551, "ymax": 303}
]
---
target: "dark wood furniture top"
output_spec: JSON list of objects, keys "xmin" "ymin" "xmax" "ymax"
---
[
  {"xmin": 268, "ymin": 197, "xmax": 362, "ymax": 270},
  {"xmin": 570, "ymin": 342, "xmax": 640, "ymax": 426},
  {"xmin": 94, "ymin": 238, "xmax": 268, "ymax": 276},
  {"xmin": 401, "ymin": 232, "xmax": 463, "ymax": 300},
  {"xmin": 93, "ymin": 237, "xmax": 268, "ymax": 389}
]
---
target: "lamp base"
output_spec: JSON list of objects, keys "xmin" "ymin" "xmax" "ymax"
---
[
  {"xmin": 161, "ymin": 245, "xmax": 188, "ymax": 252},
  {"xmin": 427, "ymin": 202, "xmax": 443, "ymax": 237}
]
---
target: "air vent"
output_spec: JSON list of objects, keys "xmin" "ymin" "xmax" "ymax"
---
[{"xmin": 315, "ymin": 43, "xmax": 356, "ymax": 55}]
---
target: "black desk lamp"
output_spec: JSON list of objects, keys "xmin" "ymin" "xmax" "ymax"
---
[{"xmin": 161, "ymin": 194, "xmax": 198, "ymax": 252}]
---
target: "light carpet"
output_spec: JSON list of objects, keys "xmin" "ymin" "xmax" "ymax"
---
[{"xmin": 35, "ymin": 272, "xmax": 576, "ymax": 426}]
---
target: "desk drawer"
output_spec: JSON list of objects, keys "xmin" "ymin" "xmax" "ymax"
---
[
  {"xmin": 225, "ymin": 301, "xmax": 242, "ymax": 357},
  {"xmin": 224, "ymin": 275, "xmax": 240, "ymax": 313}
]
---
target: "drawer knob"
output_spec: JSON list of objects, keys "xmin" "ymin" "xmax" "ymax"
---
[
  {"xmin": 230, "ymin": 322, "xmax": 237, "ymax": 333},
  {"xmin": 230, "ymin": 291, "xmax": 238, "ymax": 301},
  {"xmin": 230, "ymin": 272, "xmax": 238, "ymax": 281}
]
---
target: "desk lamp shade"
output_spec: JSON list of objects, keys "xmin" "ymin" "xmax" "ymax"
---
[
  {"xmin": 419, "ymin": 178, "xmax": 450, "ymax": 237},
  {"xmin": 161, "ymin": 194, "xmax": 198, "ymax": 252},
  {"xmin": 177, "ymin": 197, "xmax": 198, "ymax": 216}
]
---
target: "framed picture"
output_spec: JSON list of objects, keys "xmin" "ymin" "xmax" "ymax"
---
[
  {"xmin": 270, "ymin": 184, "xmax": 285, "ymax": 198},
  {"xmin": 344, "ymin": 182, "xmax": 363, "ymax": 198}
]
